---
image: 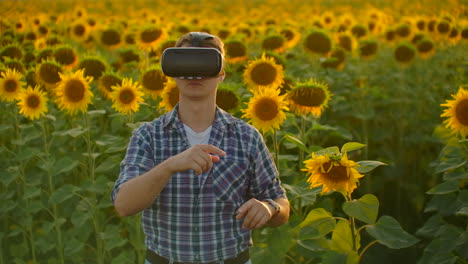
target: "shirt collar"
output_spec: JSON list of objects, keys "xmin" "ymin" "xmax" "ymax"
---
[{"xmin": 162, "ymin": 104, "xmax": 237, "ymax": 128}]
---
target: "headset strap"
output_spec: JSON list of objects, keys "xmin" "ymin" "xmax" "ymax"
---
[{"xmin": 190, "ymin": 32, "xmax": 214, "ymax": 47}]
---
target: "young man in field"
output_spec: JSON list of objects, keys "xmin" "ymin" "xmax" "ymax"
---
[{"xmin": 111, "ymin": 32, "xmax": 289, "ymax": 264}]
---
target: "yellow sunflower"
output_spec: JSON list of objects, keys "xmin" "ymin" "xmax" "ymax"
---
[
  {"xmin": 303, "ymin": 152, "xmax": 364, "ymax": 196},
  {"xmin": 0, "ymin": 69, "xmax": 25, "ymax": 102},
  {"xmin": 287, "ymin": 79, "xmax": 331, "ymax": 117},
  {"xmin": 243, "ymin": 53, "xmax": 284, "ymax": 91},
  {"xmin": 136, "ymin": 25, "xmax": 167, "ymax": 52},
  {"xmin": 17, "ymin": 85, "xmax": 48, "ymax": 120},
  {"xmin": 441, "ymin": 87, "xmax": 468, "ymax": 138},
  {"xmin": 98, "ymin": 72, "xmax": 122, "ymax": 100},
  {"xmin": 159, "ymin": 79, "xmax": 179, "ymax": 112},
  {"xmin": 242, "ymin": 87, "xmax": 289, "ymax": 134},
  {"xmin": 55, "ymin": 69, "xmax": 93, "ymax": 115},
  {"xmin": 140, "ymin": 67, "xmax": 167, "ymax": 99},
  {"xmin": 110, "ymin": 78, "xmax": 144, "ymax": 115}
]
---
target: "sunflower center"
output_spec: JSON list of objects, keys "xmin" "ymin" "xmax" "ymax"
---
[
  {"xmin": 455, "ymin": 98, "xmax": 468, "ymax": 126},
  {"xmin": 141, "ymin": 28, "xmax": 162, "ymax": 43},
  {"xmin": 26, "ymin": 95, "xmax": 40, "ymax": 109},
  {"xmin": 254, "ymin": 98, "xmax": 279, "ymax": 121},
  {"xmin": 226, "ymin": 41, "xmax": 247, "ymax": 58},
  {"xmin": 119, "ymin": 89, "xmax": 135, "ymax": 104},
  {"xmin": 292, "ymin": 87, "xmax": 326, "ymax": 107},
  {"xmin": 322, "ymin": 162, "xmax": 348, "ymax": 181},
  {"xmin": 4, "ymin": 79, "xmax": 18, "ymax": 92},
  {"xmin": 142, "ymin": 70, "xmax": 166, "ymax": 91},
  {"xmin": 64, "ymin": 79, "xmax": 85, "ymax": 103},
  {"xmin": 54, "ymin": 48, "xmax": 76, "ymax": 66},
  {"xmin": 250, "ymin": 63, "xmax": 277, "ymax": 86},
  {"xmin": 74, "ymin": 24, "xmax": 86, "ymax": 37},
  {"xmin": 304, "ymin": 32, "xmax": 332, "ymax": 54},
  {"xmin": 395, "ymin": 45, "xmax": 415, "ymax": 63},
  {"xmin": 39, "ymin": 63, "xmax": 62, "ymax": 84}
]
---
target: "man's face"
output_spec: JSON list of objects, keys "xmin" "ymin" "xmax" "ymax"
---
[{"xmin": 174, "ymin": 44, "xmax": 224, "ymax": 101}]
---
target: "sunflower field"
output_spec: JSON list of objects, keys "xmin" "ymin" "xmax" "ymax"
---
[{"xmin": 0, "ymin": 0, "xmax": 467, "ymax": 263}]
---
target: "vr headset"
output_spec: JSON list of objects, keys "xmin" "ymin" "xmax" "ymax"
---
[{"xmin": 161, "ymin": 32, "xmax": 223, "ymax": 79}]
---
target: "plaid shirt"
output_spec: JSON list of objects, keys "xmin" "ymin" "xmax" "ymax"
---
[{"xmin": 111, "ymin": 105, "xmax": 286, "ymax": 263}]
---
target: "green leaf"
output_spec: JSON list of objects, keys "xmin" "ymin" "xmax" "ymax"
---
[
  {"xmin": 365, "ymin": 215, "xmax": 419, "ymax": 249},
  {"xmin": 23, "ymin": 186, "xmax": 41, "ymax": 200},
  {"xmin": 340, "ymin": 142, "xmax": 366, "ymax": 154},
  {"xmin": 16, "ymin": 147, "xmax": 39, "ymax": 161},
  {"xmin": 314, "ymin": 146, "xmax": 340, "ymax": 156},
  {"xmin": 52, "ymin": 157, "xmax": 80, "ymax": 176},
  {"xmin": 282, "ymin": 182, "xmax": 320, "ymax": 207},
  {"xmin": 330, "ymin": 220, "xmax": 360, "ymax": 253},
  {"xmin": 443, "ymin": 169, "xmax": 468, "ymax": 180},
  {"xmin": 356, "ymin": 160, "xmax": 387, "ymax": 173},
  {"xmin": 64, "ymin": 237, "xmax": 84, "ymax": 256},
  {"xmin": 267, "ymin": 225, "xmax": 294, "ymax": 258},
  {"xmin": 282, "ymin": 134, "xmax": 309, "ymax": 153},
  {"xmin": 299, "ymin": 208, "xmax": 334, "ymax": 228},
  {"xmin": 298, "ymin": 208, "xmax": 336, "ymax": 239},
  {"xmin": 343, "ymin": 194, "xmax": 379, "ymax": 224},
  {"xmin": 456, "ymin": 207, "xmax": 468, "ymax": 216},
  {"xmin": 48, "ymin": 184, "xmax": 78, "ymax": 205},
  {"xmin": 416, "ymin": 214, "xmax": 446, "ymax": 238},
  {"xmin": 322, "ymin": 251, "xmax": 359, "ymax": 264},
  {"xmin": 53, "ymin": 127, "xmax": 88, "ymax": 138},
  {"xmin": 435, "ymin": 158, "xmax": 467, "ymax": 174},
  {"xmin": 88, "ymin": 109, "xmax": 106, "ymax": 116},
  {"xmin": 296, "ymin": 238, "xmax": 329, "ymax": 252},
  {"xmin": 426, "ymin": 180, "xmax": 459, "ymax": 195}
]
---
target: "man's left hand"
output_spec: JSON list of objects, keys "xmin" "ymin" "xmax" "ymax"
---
[{"xmin": 236, "ymin": 198, "xmax": 274, "ymax": 230}]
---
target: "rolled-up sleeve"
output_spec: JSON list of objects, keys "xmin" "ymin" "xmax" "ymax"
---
[
  {"xmin": 111, "ymin": 125, "xmax": 155, "ymax": 204},
  {"xmin": 248, "ymin": 131, "xmax": 287, "ymax": 201}
]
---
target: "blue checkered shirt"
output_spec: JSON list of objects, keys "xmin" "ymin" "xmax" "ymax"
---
[{"xmin": 111, "ymin": 105, "xmax": 286, "ymax": 263}]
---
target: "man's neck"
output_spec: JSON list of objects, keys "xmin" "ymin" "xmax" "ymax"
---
[{"xmin": 178, "ymin": 100, "xmax": 216, "ymax": 133}]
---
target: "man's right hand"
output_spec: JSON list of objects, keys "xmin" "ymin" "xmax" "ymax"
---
[{"xmin": 166, "ymin": 144, "xmax": 226, "ymax": 175}]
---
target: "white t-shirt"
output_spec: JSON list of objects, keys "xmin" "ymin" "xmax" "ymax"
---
[{"xmin": 183, "ymin": 123, "xmax": 212, "ymax": 146}]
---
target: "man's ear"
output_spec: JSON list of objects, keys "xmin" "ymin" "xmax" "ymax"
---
[{"xmin": 219, "ymin": 72, "xmax": 225, "ymax": 82}]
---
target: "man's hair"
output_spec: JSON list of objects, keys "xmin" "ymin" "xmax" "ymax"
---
[{"xmin": 175, "ymin": 32, "xmax": 225, "ymax": 56}]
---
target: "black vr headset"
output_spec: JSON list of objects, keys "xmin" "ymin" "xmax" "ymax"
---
[{"xmin": 161, "ymin": 32, "xmax": 223, "ymax": 79}]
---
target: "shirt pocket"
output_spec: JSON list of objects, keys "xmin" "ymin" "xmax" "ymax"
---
[{"xmin": 210, "ymin": 158, "xmax": 249, "ymax": 206}]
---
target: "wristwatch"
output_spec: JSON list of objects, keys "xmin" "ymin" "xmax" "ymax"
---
[{"xmin": 264, "ymin": 199, "xmax": 280, "ymax": 216}]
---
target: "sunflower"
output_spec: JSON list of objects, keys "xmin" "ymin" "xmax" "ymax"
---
[
  {"xmin": 441, "ymin": 87, "xmax": 468, "ymax": 138},
  {"xmin": 0, "ymin": 69, "xmax": 25, "ymax": 102},
  {"xmin": 78, "ymin": 56, "xmax": 107, "ymax": 80},
  {"xmin": 225, "ymin": 39, "xmax": 248, "ymax": 63},
  {"xmin": 70, "ymin": 20, "xmax": 89, "ymax": 41},
  {"xmin": 261, "ymin": 34, "xmax": 287, "ymax": 53},
  {"xmin": 216, "ymin": 82, "xmax": 241, "ymax": 113},
  {"xmin": 99, "ymin": 27, "xmax": 122, "ymax": 49},
  {"xmin": 243, "ymin": 53, "xmax": 284, "ymax": 91},
  {"xmin": 287, "ymin": 79, "xmax": 331, "ymax": 117},
  {"xmin": 110, "ymin": 78, "xmax": 144, "ymax": 115},
  {"xmin": 36, "ymin": 60, "xmax": 63, "ymax": 89},
  {"xmin": 54, "ymin": 69, "xmax": 93, "ymax": 115},
  {"xmin": 241, "ymin": 87, "xmax": 288, "ymax": 134},
  {"xmin": 159, "ymin": 79, "xmax": 179, "ymax": 112},
  {"xmin": 395, "ymin": 23, "xmax": 412, "ymax": 39},
  {"xmin": 358, "ymin": 39, "xmax": 379, "ymax": 59},
  {"xmin": 321, "ymin": 47, "xmax": 346, "ymax": 70},
  {"xmin": 17, "ymin": 85, "xmax": 48, "ymax": 120},
  {"xmin": 53, "ymin": 45, "xmax": 79, "ymax": 69},
  {"xmin": 350, "ymin": 24, "xmax": 368, "ymax": 39},
  {"xmin": 303, "ymin": 29, "xmax": 333, "ymax": 55},
  {"xmin": 136, "ymin": 25, "xmax": 167, "ymax": 52},
  {"xmin": 416, "ymin": 37, "xmax": 436, "ymax": 58},
  {"xmin": 98, "ymin": 71, "xmax": 122, "ymax": 100},
  {"xmin": 394, "ymin": 42, "xmax": 416, "ymax": 65},
  {"xmin": 140, "ymin": 66, "xmax": 167, "ymax": 99},
  {"xmin": 303, "ymin": 152, "xmax": 364, "ymax": 196},
  {"xmin": 280, "ymin": 27, "xmax": 301, "ymax": 49},
  {"xmin": 336, "ymin": 32, "xmax": 355, "ymax": 52},
  {"xmin": 1, "ymin": 44, "xmax": 23, "ymax": 60}
]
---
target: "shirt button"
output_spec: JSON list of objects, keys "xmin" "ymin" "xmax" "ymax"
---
[
  {"xmin": 193, "ymin": 226, "xmax": 199, "ymax": 232},
  {"xmin": 195, "ymin": 254, "xmax": 200, "ymax": 260}
]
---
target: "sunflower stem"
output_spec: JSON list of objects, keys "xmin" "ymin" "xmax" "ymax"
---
[
  {"xmin": 358, "ymin": 240, "xmax": 379, "ymax": 261},
  {"xmin": 299, "ymin": 115, "xmax": 306, "ymax": 164},
  {"xmin": 41, "ymin": 119, "xmax": 65, "ymax": 264},
  {"xmin": 272, "ymin": 129, "xmax": 280, "ymax": 169}
]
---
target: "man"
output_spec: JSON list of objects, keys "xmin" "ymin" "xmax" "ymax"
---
[{"xmin": 111, "ymin": 32, "xmax": 289, "ymax": 264}]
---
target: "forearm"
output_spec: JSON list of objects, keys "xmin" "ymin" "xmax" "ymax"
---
[
  {"xmin": 267, "ymin": 197, "xmax": 290, "ymax": 227},
  {"xmin": 114, "ymin": 160, "xmax": 173, "ymax": 217}
]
